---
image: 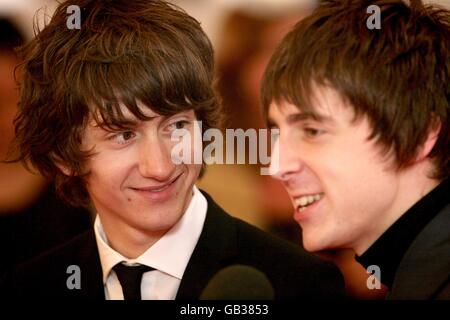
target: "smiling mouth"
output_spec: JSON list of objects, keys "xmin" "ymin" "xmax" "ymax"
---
[
  {"xmin": 132, "ymin": 174, "xmax": 181, "ymax": 193},
  {"xmin": 294, "ymin": 193, "xmax": 324, "ymax": 212}
]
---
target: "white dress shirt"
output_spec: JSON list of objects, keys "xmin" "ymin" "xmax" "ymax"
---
[{"xmin": 94, "ymin": 186, "xmax": 207, "ymax": 300}]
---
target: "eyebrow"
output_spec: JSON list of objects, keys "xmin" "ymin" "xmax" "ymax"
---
[
  {"xmin": 268, "ymin": 110, "xmax": 333, "ymax": 128},
  {"xmin": 93, "ymin": 115, "xmax": 161, "ymax": 130},
  {"xmin": 287, "ymin": 111, "xmax": 333, "ymax": 124}
]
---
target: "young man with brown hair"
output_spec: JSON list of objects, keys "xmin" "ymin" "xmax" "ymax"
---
[
  {"xmin": 262, "ymin": 0, "xmax": 450, "ymax": 299},
  {"xmin": 2, "ymin": 0, "xmax": 344, "ymax": 300}
]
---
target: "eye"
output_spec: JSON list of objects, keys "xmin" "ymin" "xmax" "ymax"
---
[
  {"xmin": 109, "ymin": 131, "xmax": 136, "ymax": 145},
  {"xmin": 303, "ymin": 127, "xmax": 325, "ymax": 138},
  {"xmin": 168, "ymin": 120, "xmax": 190, "ymax": 131}
]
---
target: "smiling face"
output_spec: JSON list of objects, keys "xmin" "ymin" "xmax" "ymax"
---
[
  {"xmin": 80, "ymin": 102, "xmax": 202, "ymax": 255},
  {"xmin": 268, "ymin": 86, "xmax": 412, "ymax": 254}
]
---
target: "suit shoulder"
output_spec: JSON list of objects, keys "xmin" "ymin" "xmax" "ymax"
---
[
  {"xmin": 233, "ymin": 217, "xmax": 326, "ymax": 266},
  {"xmin": 7, "ymin": 230, "xmax": 96, "ymax": 292},
  {"xmin": 20, "ymin": 229, "xmax": 95, "ymax": 270},
  {"xmin": 232, "ymin": 217, "xmax": 345, "ymax": 298}
]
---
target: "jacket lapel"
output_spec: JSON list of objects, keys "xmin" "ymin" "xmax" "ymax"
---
[
  {"xmin": 176, "ymin": 192, "xmax": 239, "ymax": 299},
  {"xmin": 389, "ymin": 204, "xmax": 450, "ymax": 299}
]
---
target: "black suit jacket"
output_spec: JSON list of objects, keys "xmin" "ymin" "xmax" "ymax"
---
[
  {"xmin": 388, "ymin": 203, "xmax": 450, "ymax": 300},
  {"xmin": 0, "ymin": 186, "xmax": 91, "ymax": 277},
  {"xmin": 2, "ymin": 192, "xmax": 344, "ymax": 300}
]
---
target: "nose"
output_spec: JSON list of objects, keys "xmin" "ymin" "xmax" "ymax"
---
[
  {"xmin": 270, "ymin": 132, "xmax": 304, "ymax": 181},
  {"xmin": 138, "ymin": 136, "xmax": 176, "ymax": 181}
]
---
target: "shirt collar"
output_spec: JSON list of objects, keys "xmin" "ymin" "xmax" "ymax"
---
[{"xmin": 94, "ymin": 185, "xmax": 207, "ymax": 284}]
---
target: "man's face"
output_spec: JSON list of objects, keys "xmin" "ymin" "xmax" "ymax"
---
[
  {"xmin": 81, "ymin": 102, "xmax": 202, "ymax": 244},
  {"xmin": 268, "ymin": 86, "xmax": 404, "ymax": 254}
]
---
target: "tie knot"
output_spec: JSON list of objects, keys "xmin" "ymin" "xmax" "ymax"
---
[{"xmin": 113, "ymin": 263, "xmax": 154, "ymax": 300}]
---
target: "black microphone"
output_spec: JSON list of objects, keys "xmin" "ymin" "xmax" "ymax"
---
[{"xmin": 199, "ymin": 265, "xmax": 275, "ymax": 300}]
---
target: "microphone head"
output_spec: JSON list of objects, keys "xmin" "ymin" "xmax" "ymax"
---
[{"xmin": 199, "ymin": 264, "xmax": 275, "ymax": 300}]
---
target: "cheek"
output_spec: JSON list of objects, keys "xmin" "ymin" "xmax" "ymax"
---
[
  {"xmin": 326, "ymin": 163, "xmax": 398, "ymax": 226},
  {"xmin": 185, "ymin": 164, "xmax": 202, "ymax": 181},
  {"xmin": 321, "ymin": 138, "xmax": 384, "ymax": 184},
  {"xmin": 86, "ymin": 172, "xmax": 114, "ymax": 199},
  {"xmin": 311, "ymin": 152, "xmax": 381, "ymax": 211},
  {"xmin": 86, "ymin": 159, "xmax": 128, "ymax": 195}
]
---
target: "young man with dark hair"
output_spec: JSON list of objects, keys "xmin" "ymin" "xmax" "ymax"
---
[
  {"xmin": 3, "ymin": 0, "xmax": 344, "ymax": 300},
  {"xmin": 262, "ymin": 0, "xmax": 450, "ymax": 299}
]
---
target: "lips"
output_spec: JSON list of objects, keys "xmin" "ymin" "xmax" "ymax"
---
[
  {"xmin": 132, "ymin": 174, "xmax": 181, "ymax": 192},
  {"xmin": 130, "ymin": 174, "xmax": 182, "ymax": 202}
]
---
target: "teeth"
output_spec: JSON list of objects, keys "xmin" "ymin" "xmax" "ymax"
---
[{"xmin": 294, "ymin": 193, "xmax": 323, "ymax": 209}]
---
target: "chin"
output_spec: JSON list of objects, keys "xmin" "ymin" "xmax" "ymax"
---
[
  {"xmin": 301, "ymin": 234, "xmax": 331, "ymax": 253},
  {"xmin": 302, "ymin": 241, "xmax": 321, "ymax": 253},
  {"xmin": 134, "ymin": 218, "xmax": 178, "ymax": 235}
]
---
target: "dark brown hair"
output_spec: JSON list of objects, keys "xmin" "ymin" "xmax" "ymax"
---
[
  {"xmin": 261, "ymin": 0, "xmax": 449, "ymax": 179},
  {"xmin": 12, "ymin": 0, "xmax": 222, "ymax": 207}
]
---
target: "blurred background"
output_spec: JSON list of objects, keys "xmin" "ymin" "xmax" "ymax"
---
[{"xmin": 3, "ymin": 0, "xmax": 448, "ymax": 299}]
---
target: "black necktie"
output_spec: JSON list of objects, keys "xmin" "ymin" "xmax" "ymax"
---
[{"xmin": 113, "ymin": 263, "xmax": 154, "ymax": 300}]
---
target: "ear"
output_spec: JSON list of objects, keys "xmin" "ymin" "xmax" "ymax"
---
[
  {"xmin": 55, "ymin": 161, "xmax": 72, "ymax": 176},
  {"xmin": 414, "ymin": 119, "xmax": 441, "ymax": 162},
  {"xmin": 52, "ymin": 154, "xmax": 73, "ymax": 176}
]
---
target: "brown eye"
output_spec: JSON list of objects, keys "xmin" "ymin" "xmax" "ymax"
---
[
  {"xmin": 304, "ymin": 128, "xmax": 325, "ymax": 138},
  {"xmin": 168, "ymin": 120, "xmax": 190, "ymax": 131},
  {"xmin": 109, "ymin": 131, "xmax": 136, "ymax": 145},
  {"xmin": 175, "ymin": 121, "xmax": 187, "ymax": 129},
  {"xmin": 121, "ymin": 131, "xmax": 135, "ymax": 140}
]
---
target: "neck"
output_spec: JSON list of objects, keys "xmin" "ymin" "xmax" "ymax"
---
[
  {"xmin": 99, "ymin": 216, "xmax": 166, "ymax": 259},
  {"xmin": 354, "ymin": 161, "xmax": 440, "ymax": 256}
]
